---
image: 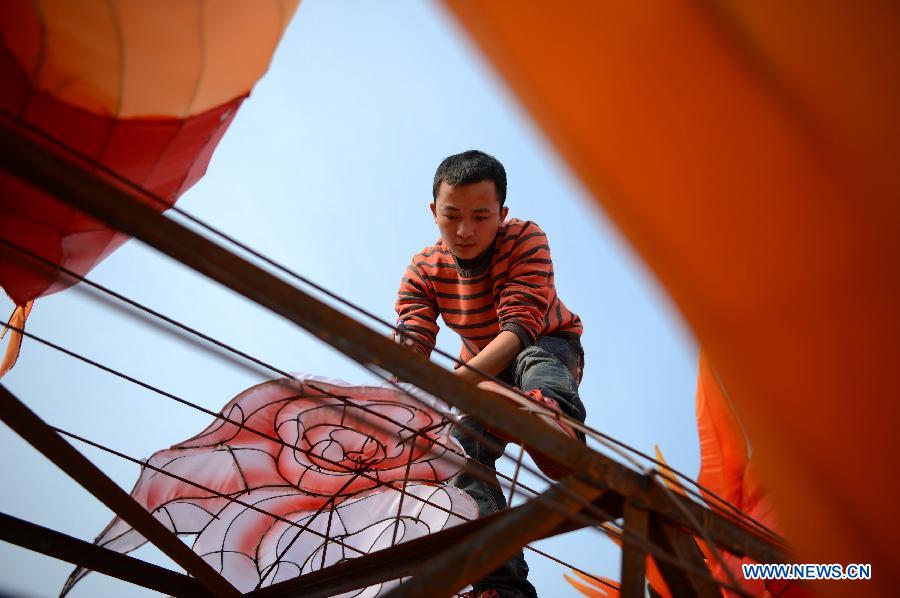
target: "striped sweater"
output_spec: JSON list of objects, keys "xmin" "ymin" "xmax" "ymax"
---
[{"xmin": 395, "ymin": 218, "xmax": 582, "ymax": 363}]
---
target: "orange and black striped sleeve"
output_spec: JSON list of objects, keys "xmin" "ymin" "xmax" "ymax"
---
[
  {"xmin": 497, "ymin": 223, "xmax": 554, "ymax": 347},
  {"xmin": 395, "ymin": 260, "xmax": 439, "ymax": 357}
]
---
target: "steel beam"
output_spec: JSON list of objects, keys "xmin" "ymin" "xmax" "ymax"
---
[
  {"xmin": 649, "ymin": 514, "xmax": 721, "ymax": 597},
  {"xmin": 249, "ymin": 509, "xmax": 500, "ymax": 598},
  {"xmin": 0, "ymin": 121, "xmax": 787, "ymax": 566},
  {"xmin": 384, "ymin": 477, "xmax": 605, "ymax": 597},
  {"xmin": 620, "ymin": 501, "xmax": 650, "ymax": 597},
  {"xmin": 250, "ymin": 490, "xmax": 623, "ymax": 597},
  {"xmin": 0, "ymin": 512, "xmax": 210, "ymax": 597},
  {"xmin": 0, "ymin": 385, "xmax": 239, "ymax": 597}
]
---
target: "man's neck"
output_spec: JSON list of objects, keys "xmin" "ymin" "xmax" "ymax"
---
[{"xmin": 453, "ymin": 244, "xmax": 494, "ymax": 278}]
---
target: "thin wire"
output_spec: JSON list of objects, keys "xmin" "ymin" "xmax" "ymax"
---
[
  {"xmin": 0, "ymin": 120, "xmax": 784, "ymax": 544},
  {"xmin": 0, "ymin": 289, "xmax": 481, "ymax": 487},
  {"xmin": 0, "ymin": 108, "xmax": 745, "ymax": 499},
  {"xmin": 8, "ymin": 324, "xmax": 492, "ymax": 525},
  {"xmin": 334, "ymin": 361, "xmax": 717, "ymax": 580},
  {"xmin": 579, "ymin": 424, "xmax": 783, "ymax": 544},
  {"xmin": 0, "ymin": 233, "xmax": 785, "ymax": 546},
  {"xmin": 9, "ymin": 319, "xmax": 574, "ymax": 549},
  {"xmin": 257, "ymin": 375, "xmax": 558, "ymax": 515},
  {"xmin": 0, "ymin": 108, "xmax": 503, "ymax": 383},
  {"xmin": 575, "ymin": 499, "xmax": 755, "ymax": 598},
  {"xmin": 16, "ymin": 319, "xmax": 642, "ymax": 573},
  {"xmin": 256, "ymin": 469, "xmax": 372, "ymax": 589},
  {"xmin": 361, "ymin": 355, "xmax": 761, "ymax": 595},
  {"xmin": 391, "ymin": 429, "xmax": 421, "ymax": 547},
  {"xmin": 0, "ymin": 247, "xmax": 786, "ymax": 545},
  {"xmin": 13, "ymin": 323, "xmax": 750, "ymax": 593},
  {"xmin": 55, "ymin": 426, "xmax": 633, "ymax": 595},
  {"xmin": 58, "ymin": 421, "xmax": 748, "ymax": 596},
  {"xmin": 47, "ymin": 380, "xmax": 642, "ymax": 592},
  {"xmin": 320, "ymin": 494, "xmax": 338, "ymax": 572},
  {"xmin": 363, "ymin": 364, "xmax": 557, "ymax": 487},
  {"xmin": 507, "ymin": 444, "xmax": 526, "ymax": 509},
  {"xmin": 0, "ymin": 115, "xmax": 776, "ymax": 594},
  {"xmin": 51, "ymin": 426, "xmax": 369, "ymax": 559},
  {"xmin": 654, "ymin": 473, "xmax": 745, "ymax": 593},
  {"xmin": 356, "ymin": 361, "xmax": 718, "ymax": 578},
  {"xmin": 527, "ymin": 546, "xmax": 620, "ymax": 593},
  {"xmin": 3, "ymin": 274, "xmax": 628, "ymax": 563},
  {"xmin": 0, "ymin": 241, "xmax": 619, "ymax": 541},
  {"xmin": 0, "ymin": 236, "xmax": 549, "ymax": 500}
]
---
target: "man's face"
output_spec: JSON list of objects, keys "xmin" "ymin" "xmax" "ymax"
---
[{"xmin": 431, "ymin": 180, "xmax": 508, "ymax": 259}]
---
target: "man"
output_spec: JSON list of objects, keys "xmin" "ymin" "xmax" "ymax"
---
[{"xmin": 395, "ymin": 150, "xmax": 586, "ymax": 598}]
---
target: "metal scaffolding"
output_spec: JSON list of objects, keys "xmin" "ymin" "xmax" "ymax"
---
[{"xmin": 0, "ymin": 119, "xmax": 788, "ymax": 597}]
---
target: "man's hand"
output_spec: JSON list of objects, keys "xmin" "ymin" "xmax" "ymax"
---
[
  {"xmin": 453, "ymin": 330, "xmax": 522, "ymax": 385},
  {"xmin": 391, "ymin": 327, "xmax": 417, "ymax": 349},
  {"xmin": 388, "ymin": 327, "xmax": 419, "ymax": 383}
]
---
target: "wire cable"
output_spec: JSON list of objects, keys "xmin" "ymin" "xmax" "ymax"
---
[
  {"xmin": 51, "ymin": 426, "xmax": 369, "ymax": 558},
  {"xmin": 56, "ymin": 422, "xmax": 750, "ymax": 596},
  {"xmin": 0, "ymin": 112, "xmax": 787, "ymax": 590},
  {"xmin": 0, "ymin": 108, "xmax": 772, "ymax": 520},
  {"xmin": 0, "ymin": 236, "xmax": 646, "ymax": 530},
  {"xmin": 11, "ymin": 321, "xmax": 755, "ymax": 594},
  {"xmin": 0, "ymin": 233, "xmax": 784, "ymax": 545}
]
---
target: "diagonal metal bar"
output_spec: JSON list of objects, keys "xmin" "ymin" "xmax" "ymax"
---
[
  {"xmin": 649, "ymin": 513, "xmax": 721, "ymax": 598},
  {"xmin": 249, "ymin": 486, "xmax": 623, "ymax": 598},
  {"xmin": 0, "ymin": 512, "xmax": 211, "ymax": 597},
  {"xmin": 0, "ymin": 385, "xmax": 239, "ymax": 597},
  {"xmin": 656, "ymin": 470, "xmax": 746, "ymax": 593},
  {"xmin": 248, "ymin": 508, "xmax": 503, "ymax": 598},
  {"xmin": 0, "ymin": 119, "xmax": 787, "ymax": 566},
  {"xmin": 385, "ymin": 477, "xmax": 605, "ymax": 597},
  {"xmin": 620, "ymin": 500, "xmax": 650, "ymax": 597},
  {"xmin": 0, "ymin": 111, "xmax": 790, "ymax": 553}
]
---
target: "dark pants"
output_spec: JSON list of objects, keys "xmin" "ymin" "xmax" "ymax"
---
[{"xmin": 451, "ymin": 335, "xmax": 587, "ymax": 597}]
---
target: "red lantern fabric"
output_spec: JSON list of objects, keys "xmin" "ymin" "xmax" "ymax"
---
[
  {"xmin": 62, "ymin": 376, "xmax": 475, "ymax": 595},
  {"xmin": 0, "ymin": 0, "xmax": 299, "ymax": 306}
]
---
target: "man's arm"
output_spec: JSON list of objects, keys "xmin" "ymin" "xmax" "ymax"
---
[
  {"xmin": 495, "ymin": 222, "xmax": 555, "ymax": 348},
  {"xmin": 395, "ymin": 261, "xmax": 440, "ymax": 357},
  {"xmin": 453, "ymin": 330, "xmax": 521, "ymax": 385}
]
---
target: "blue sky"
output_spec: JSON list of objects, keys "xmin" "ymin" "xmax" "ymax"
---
[{"xmin": 0, "ymin": 2, "xmax": 699, "ymax": 596}]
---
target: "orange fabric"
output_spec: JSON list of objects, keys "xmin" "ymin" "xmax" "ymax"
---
[
  {"xmin": 0, "ymin": 0, "xmax": 299, "ymax": 117},
  {"xmin": 648, "ymin": 447, "xmax": 685, "ymax": 598},
  {"xmin": 563, "ymin": 571, "xmax": 620, "ymax": 598},
  {"xmin": 0, "ymin": 300, "xmax": 32, "ymax": 378},
  {"xmin": 444, "ymin": 2, "xmax": 900, "ymax": 595},
  {"xmin": 653, "ymin": 445, "xmax": 687, "ymax": 498},
  {"xmin": 696, "ymin": 352, "xmax": 777, "ymax": 596},
  {"xmin": 696, "ymin": 352, "xmax": 748, "ymax": 509},
  {"xmin": 0, "ymin": 0, "xmax": 298, "ymax": 345}
]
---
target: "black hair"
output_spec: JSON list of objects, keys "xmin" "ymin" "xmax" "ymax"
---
[{"xmin": 432, "ymin": 150, "xmax": 507, "ymax": 206}]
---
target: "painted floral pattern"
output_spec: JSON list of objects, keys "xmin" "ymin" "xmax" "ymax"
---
[{"xmin": 62, "ymin": 376, "xmax": 476, "ymax": 595}]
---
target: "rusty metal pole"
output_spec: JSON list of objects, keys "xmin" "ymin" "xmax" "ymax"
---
[
  {"xmin": 0, "ymin": 120, "xmax": 788, "ymax": 566},
  {"xmin": 0, "ymin": 385, "xmax": 239, "ymax": 597},
  {"xmin": 250, "ymin": 491, "xmax": 623, "ymax": 598},
  {"xmin": 620, "ymin": 500, "xmax": 650, "ymax": 597},
  {"xmin": 385, "ymin": 477, "xmax": 605, "ymax": 597},
  {"xmin": 0, "ymin": 512, "xmax": 210, "ymax": 597},
  {"xmin": 649, "ymin": 513, "xmax": 721, "ymax": 597}
]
